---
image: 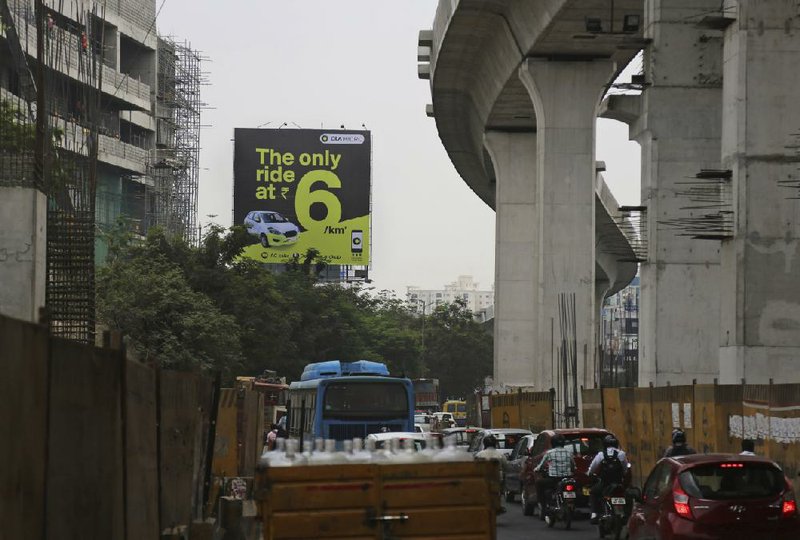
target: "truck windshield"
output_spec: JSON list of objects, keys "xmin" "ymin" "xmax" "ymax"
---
[{"xmin": 323, "ymin": 381, "xmax": 408, "ymax": 419}]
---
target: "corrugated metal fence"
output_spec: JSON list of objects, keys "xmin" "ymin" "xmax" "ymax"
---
[
  {"xmin": 582, "ymin": 384, "xmax": 800, "ymax": 488},
  {"xmin": 0, "ymin": 313, "xmax": 216, "ymax": 539}
]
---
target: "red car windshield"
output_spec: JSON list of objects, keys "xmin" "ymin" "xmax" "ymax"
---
[{"xmin": 679, "ymin": 463, "xmax": 785, "ymax": 500}]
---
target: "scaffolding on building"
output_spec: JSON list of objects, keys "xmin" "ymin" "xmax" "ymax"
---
[
  {"xmin": 1, "ymin": 0, "xmax": 106, "ymax": 343},
  {"xmin": 148, "ymin": 37, "xmax": 204, "ymax": 244}
]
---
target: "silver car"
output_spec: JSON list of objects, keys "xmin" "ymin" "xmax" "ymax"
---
[{"xmin": 244, "ymin": 210, "xmax": 300, "ymax": 247}]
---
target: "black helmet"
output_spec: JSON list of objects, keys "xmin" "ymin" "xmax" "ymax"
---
[
  {"xmin": 672, "ymin": 430, "xmax": 686, "ymax": 444},
  {"xmin": 603, "ymin": 434, "xmax": 619, "ymax": 448},
  {"xmin": 483, "ymin": 434, "xmax": 497, "ymax": 449},
  {"xmin": 551, "ymin": 434, "xmax": 566, "ymax": 448}
]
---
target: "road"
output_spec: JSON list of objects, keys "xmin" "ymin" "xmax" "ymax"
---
[{"xmin": 497, "ymin": 500, "xmax": 598, "ymax": 540}]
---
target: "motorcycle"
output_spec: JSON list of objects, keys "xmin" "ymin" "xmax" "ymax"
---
[
  {"xmin": 543, "ymin": 476, "xmax": 577, "ymax": 530},
  {"xmin": 597, "ymin": 483, "xmax": 629, "ymax": 540}
]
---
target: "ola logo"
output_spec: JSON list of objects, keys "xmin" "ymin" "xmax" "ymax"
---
[
  {"xmin": 320, "ymin": 134, "xmax": 329, "ymax": 143},
  {"xmin": 353, "ymin": 237, "xmax": 361, "ymax": 245}
]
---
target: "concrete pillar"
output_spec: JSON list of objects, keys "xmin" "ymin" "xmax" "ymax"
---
[
  {"xmin": 0, "ymin": 187, "xmax": 47, "ymax": 322},
  {"xmin": 519, "ymin": 59, "xmax": 614, "ymax": 413},
  {"xmin": 634, "ymin": 0, "xmax": 724, "ymax": 386},
  {"xmin": 484, "ymin": 130, "xmax": 538, "ymax": 387},
  {"xmin": 718, "ymin": 1, "xmax": 800, "ymax": 383}
]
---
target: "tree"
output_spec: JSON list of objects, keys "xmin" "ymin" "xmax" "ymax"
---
[
  {"xmin": 96, "ymin": 225, "xmax": 493, "ymax": 391},
  {"xmin": 422, "ymin": 299, "xmax": 493, "ymax": 400},
  {"xmin": 96, "ymin": 226, "xmax": 243, "ymax": 379}
]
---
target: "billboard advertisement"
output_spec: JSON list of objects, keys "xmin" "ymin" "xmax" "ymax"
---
[{"xmin": 233, "ymin": 128, "xmax": 371, "ymax": 265}]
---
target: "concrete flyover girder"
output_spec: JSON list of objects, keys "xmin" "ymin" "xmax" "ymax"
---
[
  {"xmin": 426, "ymin": 0, "xmax": 643, "ymax": 291},
  {"xmin": 425, "ymin": 0, "xmax": 645, "ymax": 394}
]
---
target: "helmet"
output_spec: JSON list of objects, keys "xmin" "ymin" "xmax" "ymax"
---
[
  {"xmin": 551, "ymin": 434, "xmax": 566, "ymax": 448},
  {"xmin": 483, "ymin": 435, "xmax": 497, "ymax": 449},
  {"xmin": 603, "ymin": 434, "xmax": 619, "ymax": 448},
  {"xmin": 672, "ymin": 430, "xmax": 686, "ymax": 444}
]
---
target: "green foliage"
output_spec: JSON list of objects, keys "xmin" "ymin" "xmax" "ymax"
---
[
  {"xmin": 0, "ymin": 99, "xmax": 35, "ymax": 153},
  {"xmin": 96, "ymin": 226, "xmax": 493, "ymax": 390},
  {"xmin": 423, "ymin": 298, "xmax": 493, "ymax": 400}
]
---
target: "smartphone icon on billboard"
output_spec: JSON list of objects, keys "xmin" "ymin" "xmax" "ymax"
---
[{"xmin": 351, "ymin": 230, "xmax": 363, "ymax": 253}]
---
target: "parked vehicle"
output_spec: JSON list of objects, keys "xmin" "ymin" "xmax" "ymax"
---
[
  {"xmin": 627, "ymin": 454, "xmax": 799, "ymax": 539},
  {"xmin": 243, "ymin": 210, "xmax": 300, "ymax": 247},
  {"xmin": 468, "ymin": 428, "xmax": 533, "ymax": 457},
  {"xmin": 520, "ymin": 428, "xmax": 618, "ymax": 517},
  {"xmin": 543, "ymin": 476, "xmax": 578, "ymax": 530},
  {"xmin": 503, "ymin": 434, "xmax": 537, "ymax": 502}
]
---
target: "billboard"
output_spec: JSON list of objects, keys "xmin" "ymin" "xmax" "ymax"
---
[{"xmin": 233, "ymin": 128, "xmax": 371, "ymax": 265}]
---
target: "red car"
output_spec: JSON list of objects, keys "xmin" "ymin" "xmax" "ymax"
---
[
  {"xmin": 520, "ymin": 428, "xmax": 620, "ymax": 516},
  {"xmin": 628, "ymin": 453, "xmax": 799, "ymax": 539}
]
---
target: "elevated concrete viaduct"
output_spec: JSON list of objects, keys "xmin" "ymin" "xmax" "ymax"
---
[
  {"xmin": 423, "ymin": 0, "xmax": 800, "ymax": 404},
  {"xmin": 421, "ymin": 0, "xmax": 643, "ymax": 423}
]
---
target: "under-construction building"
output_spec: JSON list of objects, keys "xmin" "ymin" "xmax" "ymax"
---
[{"xmin": 0, "ymin": 0, "xmax": 203, "ymax": 343}]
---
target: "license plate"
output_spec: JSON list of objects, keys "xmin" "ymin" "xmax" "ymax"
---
[
  {"xmin": 611, "ymin": 497, "xmax": 626, "ymax": 505},
  {"xmin": 563, "ymin": 491, "xmax": 577, "ymax": 499},
  {"xmin": 582, "ymin": 487, "xmax": 591, "ymax": 496}
]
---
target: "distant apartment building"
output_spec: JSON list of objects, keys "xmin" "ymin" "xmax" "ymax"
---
[
  {"xmin": 0, "ymin": 0, "xmax": 200, "ymax": 341},
  {"xmin": 407, "ymin": 275, "xmax": 494, "ymax": 316}
]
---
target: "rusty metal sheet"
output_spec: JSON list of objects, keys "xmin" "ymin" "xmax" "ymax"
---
[
  {"xmin": 159, "ymin": 370, "xmax": 202, "ymax": 532},
  {"xmin": 631, "ymin": 388, "xmax": 654, "ymax": 487},
  {"xmin": 581, "ymin": 388, "xmax": 603, "ymax": 429},
  {"xmin": 213, "ymin": 389, "xmax": 239, "ymax": 477},
  {"xmin": 692, "ymin": 385, "xmax": 718, "ymax": 454},
  {"xmin": 0, "ymin": 315, "xmax": 48, "ymax": 540},
  {"xmin": 490, "ymin": 391, "xmax": 553, "ymax": 431},
  {"xmin": 602, "ymin": 388, "xmax": 625, "ymax": 448},
  {"xmin": 125, "ymin": 360, "xmax": 159, "ymax": 540},
  {"xmin": 764, "ymin": 384, "xmax": 800, "ymax": 482},
  {"xmin": 46, "ymin": 340, "xmax": 124, "ymax": 540},
  {"xmin": 490, "ymin": 393, "xmax": 519, "ymax": 429},
  {"xmin": 714, "ymin": 384, "xmax": 743, "ymax": 454}
]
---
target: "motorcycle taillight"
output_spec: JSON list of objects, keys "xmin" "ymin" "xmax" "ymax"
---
[{"xmin": 565, "ymin": 484, "xmax": 575, "ymax": 492}]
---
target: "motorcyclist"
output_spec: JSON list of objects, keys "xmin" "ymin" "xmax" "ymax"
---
[
  {"xmin": 663, "ymin": 429, "xmax": 696, "ymax": 458},
  {"xmin": 588, "ymin": 434, "xmax": 628, "ymax": 524},
  {"xmin": 534, "ymin": 434, "xmax": 576, "ymax": 516}
]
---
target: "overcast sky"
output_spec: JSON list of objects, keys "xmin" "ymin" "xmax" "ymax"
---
[{"xmin": 158, "ymin": 1, "xmax": 640, "ymax": 297}]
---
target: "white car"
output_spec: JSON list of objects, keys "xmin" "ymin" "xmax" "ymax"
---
[{"xmin": 244, "ymin": 210, "xmax": 300, "ymax": 247}]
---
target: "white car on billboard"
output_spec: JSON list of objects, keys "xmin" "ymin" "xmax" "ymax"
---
[{"xmin": 244, "ymin": 210, "xmax": 300, "ymax": 247}]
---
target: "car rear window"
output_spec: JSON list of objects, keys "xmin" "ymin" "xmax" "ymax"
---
[
  {"xmin": 497, "ymin": 434, "xmax": 524, "ymax": 450},
  {"xmin": 563, "ymin": 435, "xmax": 605, "ymax": 456},
  {"xmin": 679, "ymin": 463, "xmax": 785, "ymax": 500}
]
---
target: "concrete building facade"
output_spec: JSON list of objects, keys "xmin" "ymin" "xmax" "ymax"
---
[
  {"xmin": 407, "ymin": 275, "xmax": 494, "ymax": 315},
  {"xmin": 0, "ymin": 0, "xmax": 199, "ymax": 330}
]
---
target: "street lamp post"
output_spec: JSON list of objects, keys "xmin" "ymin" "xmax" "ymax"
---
[{"xmin": 415, "ymin": 299, "xmax": 436, "ymax": 369}]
